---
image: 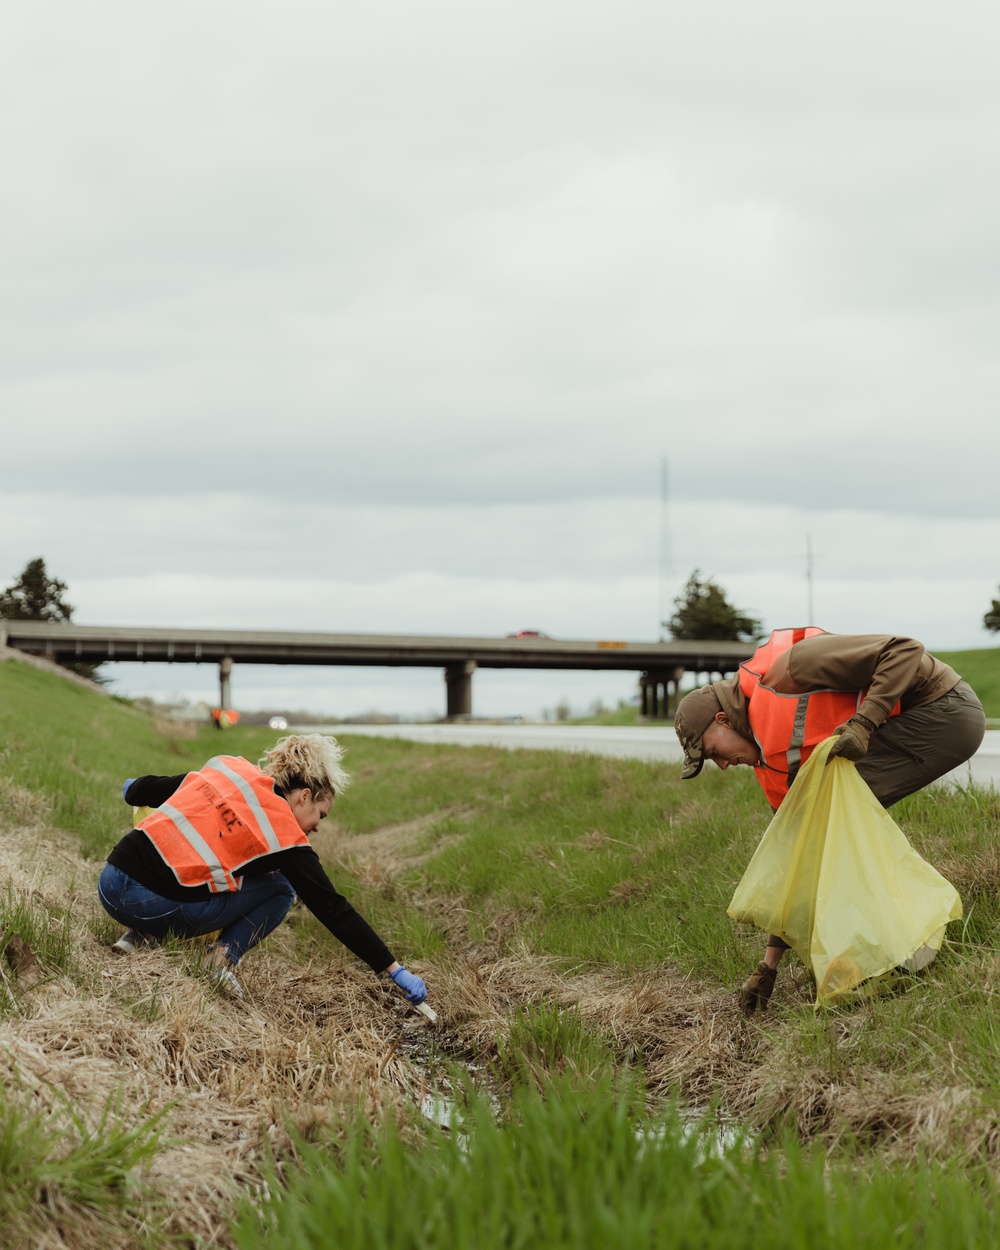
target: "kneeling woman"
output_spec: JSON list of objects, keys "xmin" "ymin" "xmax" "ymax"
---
[{"xmin": 98, "ymin": 734, "xmax": 428, "ymax": 1004}]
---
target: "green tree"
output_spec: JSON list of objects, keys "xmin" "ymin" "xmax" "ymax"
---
[
  {"xmin": 0, "ymin": 557, "xmax": 74, "ymax": 623},
  {"xmin": 0, "ymin": 557, "xmax": 103, "ymax": 681},
  {"xmin": 985, "ymin": 588, "xmax": 1000, "ymax": 634},
  {"xmin": 666, "ymin": 570, "xmax": 762, "ymax": 642}
]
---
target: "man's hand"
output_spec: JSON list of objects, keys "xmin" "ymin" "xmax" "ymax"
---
[
  {"xmin": 827, "ymin": 713, "xmax": 877, "ymax": 763},
  {"xmin": 738, "ymin": 962, "xmax": 777, "ymax": 1015}
]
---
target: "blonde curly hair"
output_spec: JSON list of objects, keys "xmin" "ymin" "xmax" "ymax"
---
[{"xmin": 257, "ymin": 734, "xmax": 351, "ymax": 799}]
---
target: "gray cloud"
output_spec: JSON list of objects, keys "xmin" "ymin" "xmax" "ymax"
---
[{"xmin": 2, "ymin": 0, "xmax": 999, "ymax": 715}]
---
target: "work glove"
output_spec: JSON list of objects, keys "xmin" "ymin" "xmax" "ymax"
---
[
  {"xmin": 390, "ymin": 966, "xmax": 428, "ymax": 1005},
  {"xmin": 738, "ymin": 961, "xmax": 777, "ymax": 1016},
  {"xmin": 827, "ymin": 713, "xmax": 877, "ymax": 763},
  {"xmin": 122, "ymin": 778, "xmax": 137, "ymax": 801}
]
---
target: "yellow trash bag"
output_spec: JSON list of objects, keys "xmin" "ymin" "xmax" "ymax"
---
[{"xmin": 727, "ymin": 736, "xmax": 962, "ymax": 1004}]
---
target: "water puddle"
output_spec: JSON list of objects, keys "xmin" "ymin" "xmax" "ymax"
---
[
  {"xmin": 417, "ymin": 1085, "xmax": 747, "ymax": 1160},
  {"xmin": 402, "ymin": 1026, "xmax": 748, "ymax": 1158},
  {"xmin": 394, "ymin": 1007, "xmax": 750, "ymax": 1159},
  {"xmin": 642, "ymin": 1111, "xmax": 749, "ymax": 1159}
]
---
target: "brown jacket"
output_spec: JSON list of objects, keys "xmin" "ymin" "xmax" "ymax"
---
[{"xmin": 761, "ymin": 634, "xmax": 959, "ymax": 729}]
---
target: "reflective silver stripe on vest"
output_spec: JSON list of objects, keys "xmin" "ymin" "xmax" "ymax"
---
[
  {"xmin": 785, "ymin": 694, "xmax": 811, "ymax": 788},
  {"xmin": 204, "ymin": 756, "xmax": 283, "ymax": 854},
  {"xmin": 157, "ymin": 801, "xmax": 232, "ymax": 893}
]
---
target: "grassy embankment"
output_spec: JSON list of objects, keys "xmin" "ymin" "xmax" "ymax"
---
[
  {"xmin": 937, "ymin": 647, "xmax": 1000, "ymax": 721},
  {"xmin": 1, "ymin": 652, "xmax": 1000, "ymax": 1247}
]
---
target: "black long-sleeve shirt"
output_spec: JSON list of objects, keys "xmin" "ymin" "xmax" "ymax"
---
[{"xmin": 107, "ymin": 773, "xmax": 394, "ymax": 973}]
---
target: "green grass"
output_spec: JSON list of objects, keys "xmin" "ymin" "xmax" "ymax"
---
[
  {"xmin": 3, "ymin": 652, "xmax": 998, "ymax": 1014},
  {"xmin": 3, "ymin": 649, "xmax": 977, "ymax": 1115},
  {"xmin": 318, "ymin": 731, "xmax": 1000, "ymax": 1155},
  {"xmin": 0, "ymin": 661, "xmax": 212, "ymax": 858},
  {"xmin": 5, "ymin": 654, "xmax": 1000, "ymax": 1244},
  {"xmin": 0, "ymin": 659, "xmax": 315, "ymax": 860},
  {"xmin": 327, "ymin": 734, "xmax": 773, "ymax": 980},
  {"xmin": 232, "ymin": 1076, "xmax": 1000, "ymax": 1250}
]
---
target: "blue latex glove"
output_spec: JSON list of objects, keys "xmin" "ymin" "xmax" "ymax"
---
[
  {"xmin": 122, "ymin": 778, "xmax": 137, "ymax": 801},
  {"xmin": 389, "ymin": 966, "xmax": 428, "ymax": 1005}
]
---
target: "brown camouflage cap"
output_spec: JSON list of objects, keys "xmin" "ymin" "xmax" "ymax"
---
[
  {"xmin": 674, "ymin": 677, "xmax": 751, "ymax": 779},
  {"xmin": 674, "ymin": 686, "xmax": 723, "ymax": 779}
]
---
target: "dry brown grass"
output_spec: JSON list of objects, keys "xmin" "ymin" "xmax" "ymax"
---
[
  {"xmin": 0, "ymin": 817, "xmax": 449, "ymax": 1247},
  {"xmin": 0, "ymin": 774, "xmax": 54, "ymax": 828}
]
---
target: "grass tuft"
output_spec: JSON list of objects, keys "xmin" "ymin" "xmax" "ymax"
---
[{"xmin": 0, "ymin": 1080, "xmax": 166, "ymax": 1245}]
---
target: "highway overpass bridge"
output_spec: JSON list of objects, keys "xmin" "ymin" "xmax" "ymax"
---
[{"xmin": 0, "ymin": 620, "xmax": 754, "ymax": 720}]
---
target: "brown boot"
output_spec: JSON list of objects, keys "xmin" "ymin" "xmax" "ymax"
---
[{"xmin": 738, "ymin": 961, "xmax": 777, "ymax": 1015}]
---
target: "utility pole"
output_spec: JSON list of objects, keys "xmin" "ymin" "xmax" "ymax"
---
[
  {"xmin": 659, "ymin": 457, "xmax": 671, "ymax": 639},
  {"xmin": 806, "ymin": 533, "xmax": 815, "ymax": 624}
]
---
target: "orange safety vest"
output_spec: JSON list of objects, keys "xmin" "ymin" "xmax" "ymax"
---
[
  {"xmin": 139, "ymin": 755, "xmax": 309, "ymax": 893},
  {"xmin": 739, "ymin": 628, "xmax": 901, "ymax": 808}
]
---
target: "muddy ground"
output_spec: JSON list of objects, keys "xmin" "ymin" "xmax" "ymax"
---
[{"xmin": 0, "ymin": 802, "xmax": 987, "ymax": 1249}]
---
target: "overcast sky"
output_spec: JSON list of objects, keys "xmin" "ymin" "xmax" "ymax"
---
[{"xmin": 2, "ymin": 1, "xmax": 999, "ymax": 719}]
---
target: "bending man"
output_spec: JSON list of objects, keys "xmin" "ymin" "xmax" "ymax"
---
[{"xmin": 674, "ymin": 629, "xmax": 985, "ymax": 1013}]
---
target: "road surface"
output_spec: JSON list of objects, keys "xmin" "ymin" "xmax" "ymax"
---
[{"xmin": 293, "ymin": 722, "xmax": 1000, "ymax": 791}]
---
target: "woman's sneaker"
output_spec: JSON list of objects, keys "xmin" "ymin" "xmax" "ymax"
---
[
  {"xmin": 208, "ymin": 966, "xmax": 244, "ymax": 999},
  {"xmin": 203, "ymin": 943, "xmax": 244, "ymax": 998},
  {"xmin": 111, "ymin": 929, "xmax": 161, "ymax": 955}
]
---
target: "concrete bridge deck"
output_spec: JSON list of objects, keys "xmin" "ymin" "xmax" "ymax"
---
[{"xmin": 0, "ymin": 620, "xmax": 753, "ymax": 719}]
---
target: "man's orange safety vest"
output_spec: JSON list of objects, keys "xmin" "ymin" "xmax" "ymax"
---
[
  {"xmin": 138, "ymin": 755, "xmax": 309, "ymax": 892},
  {"xmin": 739, "ymin": 628, "xmax": 900, "ymax": 808}
]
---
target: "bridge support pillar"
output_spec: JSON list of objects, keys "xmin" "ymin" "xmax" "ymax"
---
[
  {"xmin": 219, "ymin": 656, "xmax": 233, "ymax": 709},
  {"xmin": 640, "ymin": 666, "xmax": 685, "ymax": 720},
  {"xmin": 445, "ymin": 660, "xmax": 476, "ymax": 720}
]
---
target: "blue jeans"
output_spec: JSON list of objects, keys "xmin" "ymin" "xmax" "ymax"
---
[{"xmin": 98, "ymin": 863, "xmax": 295, "ymax": 965}]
